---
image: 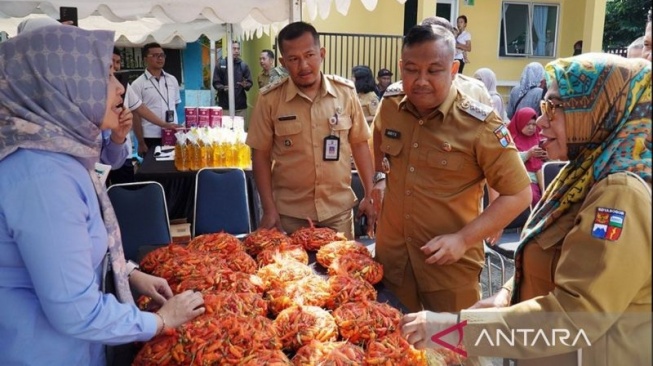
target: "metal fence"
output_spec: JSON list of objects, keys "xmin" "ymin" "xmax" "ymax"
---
[
  {"xmin": 319, "ymin": 32, "xmax": 403, "ymax": 79},
  {"xmin": 605, "ymin": 46, "xmax": 628, "ymax": 58}
]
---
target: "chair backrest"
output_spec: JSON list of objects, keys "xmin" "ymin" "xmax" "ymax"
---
[
  {"xmin": 194, "ymin": 168, "xmax": 251, "ymax": 237},
  {"xmin": 542, "ymin": 161, "xmax": 568, "ymax": 191},
  {"xmin": 107, "ymin": 181, "xmax": 171, "ymax": 262}
]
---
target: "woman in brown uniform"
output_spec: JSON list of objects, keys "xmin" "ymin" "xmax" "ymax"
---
[
  {"xmin": 352, "ymin": 65, "xmax": 379, "ymax": 125},
  {"xmin": 401, "ymin": 53, "xmax": 652, "ymax": 365}
]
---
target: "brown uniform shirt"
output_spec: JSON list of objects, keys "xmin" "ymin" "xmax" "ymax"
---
[
  {"xmin": 373, "ymin": 83, "xmax": 529, "ymax": 292},
  {"xmin": 247, "ymin": 73, "xmax": 371, "ymax": 221},
  {"xmin": 358, "ymin": 91, "xmax": 379, "ymax": 122},
  {"xmin": 455, "ymin": 74, "xmax": 493, "ymax": 107},
  {"xmin": 462, "ymin": 172, "xmax": 652, "ymax": 365}
]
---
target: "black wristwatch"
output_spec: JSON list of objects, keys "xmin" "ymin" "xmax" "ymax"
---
[{"xmin": 372, "ymin": 172, "xmax": 386, "ymax": 185}]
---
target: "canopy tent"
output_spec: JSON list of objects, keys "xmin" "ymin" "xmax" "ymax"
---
[{"xmin": 0, "ymin": 0, "xmax": 405, "ymax": 117}]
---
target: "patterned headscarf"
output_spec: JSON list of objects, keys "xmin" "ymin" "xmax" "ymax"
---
[
  {"xmin": 511, "ymin": 53, "xmax": 652, "ymax": 303},
  {"xmin": 517, "ymin": 62, "xmax": 545, "ymax": 98},
  {"xmin": 0, "ymin": 24, "xmax": 134, "ymax": 304}
]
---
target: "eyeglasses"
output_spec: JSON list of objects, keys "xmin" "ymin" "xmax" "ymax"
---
[
  {"xmin": 148, "ymin": 53, "xmax": 166, "ymax": 59},
  {"xmin": 539, "ymin": 99, "xmax": 564, "ymax": 120}
]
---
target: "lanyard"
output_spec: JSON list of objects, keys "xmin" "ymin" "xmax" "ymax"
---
[{"xmin": 148, "ymin": 74, "xmax": 169, "ymax": 107}]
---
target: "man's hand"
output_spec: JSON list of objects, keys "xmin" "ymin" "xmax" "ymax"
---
[
  {"xmin": 109, "ymin": 107, "xmax": 133, "ymax": 145},
  {"xmin": 128, "ymin": 270, "xmax": 173, "ymax": 305},
  {"xmin": 401, "ymin": 311, "xmax": 459, "ymax": 350},
  {"xmin": 357, "ymin": 195, "xmax": 377, "ymax": 238},
  {"xmin": 258, "ymin": 209, "xmax": 284, "ymax": 233},
  {"xmin": 421, "ymin": 233, "xmax": 469, "ymax": 265},
  {"xmin": 164, "ymin": 122, "xmax": 180, "ymax": 130},
  {"xmin": 469, "ymin": 287, "xmax": 511, "ymax": 309}
]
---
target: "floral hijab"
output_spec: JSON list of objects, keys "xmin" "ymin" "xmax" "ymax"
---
[
  {"xmin": 0, "ymin": 24, "xmax": 134, "ymax": 303},
  {"xmin": 512, "ymin": 53, "xmax": 652, "ymax": 303}
]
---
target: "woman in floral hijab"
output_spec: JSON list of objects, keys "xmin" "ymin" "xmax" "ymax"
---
[
  {"xmin": 0, "ymin": 23, "xmax": 203, "ymax": 365},
  {"xmin": 401, "ymin": 53, "xmax": 651, "ymax": 366}
]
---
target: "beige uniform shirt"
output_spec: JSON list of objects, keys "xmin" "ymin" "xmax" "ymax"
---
[
  {"xmin": 358, "ymin": 91, "xmax": 379, "ymax": 122},
  {"xmin": 373, "ymin": 83, "xmax": 529, "ymax": 292},
  {"xmin": 455, "ymin": 74, "xmax": 493, "ymax": 107},
  {"xmin": 462, "ymin": 173, "xmax": 652, "ymax": 366},
  {"xmin": 247, "ymin": 74, "xmax": 371, "ymax": 221}
]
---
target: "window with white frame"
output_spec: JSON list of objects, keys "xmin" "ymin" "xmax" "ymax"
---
[{"xmin": 499, "ymin": 2, "xmax": 559, "ymax": 57}]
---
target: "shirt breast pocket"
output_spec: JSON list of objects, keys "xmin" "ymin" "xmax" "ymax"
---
[
  {"xmin": 424, "ymin": 150, "xmax": 467, "ymax": 194},
  {"xmin": 274, "ymin": 121, "xmax": 303, "ymax": 154},
  {"xmin": 331, "ymin": 116, "xmax": 353, "ymax": 133}
]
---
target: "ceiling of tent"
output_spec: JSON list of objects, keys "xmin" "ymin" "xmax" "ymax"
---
[{"xmin": 0, "ymin": 0, "xmax": 406, "ymax": 47}]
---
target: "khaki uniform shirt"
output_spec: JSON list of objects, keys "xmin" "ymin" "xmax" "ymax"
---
[
  {"xmin": 455, "ymin": 74, "xmax": 493, "ymax": 107},
  {"xmin": 247, "ymin": 74, "xmax": 371, "ymax": 221},
  {"xmin": 257, "ymin": 67, "xmax": 288, "ymax": 88},
  {"xmin": 462, "ymin": 173, "xmax": 652, "ymax": 366},
  {"xmin": 358, "ymin": 91, "xmax": 379, "ymax": 123},
  {"xmin": 373, "ymin": 83, "xmax": 529, "ymax": 292}
]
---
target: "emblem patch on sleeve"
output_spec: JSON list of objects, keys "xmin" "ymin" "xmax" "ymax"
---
[
  {"xmin": 591, "ymin": 207, "xmax": 625, "ymax": 241},
  {"xmin": 493, "ymin": 125, "xmax": 512, "ymax": 148}
]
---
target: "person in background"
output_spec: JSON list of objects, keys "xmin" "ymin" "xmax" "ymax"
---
[
  {"xmin": 374, "ymin": 68, "xmax": 393, "ymax": 98},
  {"xmin": 0, "ymin": 23, "xmax": 204, "ymax": 366},
  {"xmin": 352, "ymin": 65, "xmax": 379, "ymax": 125},
  {"xmin": 213, "ymin": 41, "xmax": 253, "ymax": 120},
  {"xmin": 508, "ymin": 107, "xmax": 547, "ymax": 206},
  {"xmin": 454, "ymin": 15, "xmax": 471, "ymax": 74},
  {"xmin": 130, "ymin": 42, "xmax": 181, "ymax": 154},
  {"xmin": 257, "ymin": 49, "xmax": 287, "ymax": 88},
  {"xmin": 400, "ymin": 53, "xmax": 651, "ymax": 366},
  {"xmin": 474, "ymin": 67, "xmax": 508, "ymax": 123},
  {"xmin": 572, "ymin": 40, "xmax": 583, "ymax": 55},
  {"xmin": 626, "ymin": 36, "xmax": 644, "ymax": 59},
  {"xmin": 643, "ymin": 9, "xmax": 652, "ymax": 61},
  {"xmin": 247, "ymin": 21, "xmax": 376, "ymax": 240},
  {"xmin": 507, "ymin": 62, "xmax": 545, "ymax": 119},
  {"xmin": 371, "ymin": 24, "xmax": 531, "ymax": 314}
]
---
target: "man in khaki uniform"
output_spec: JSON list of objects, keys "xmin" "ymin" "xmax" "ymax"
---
[
  {"xmin": 257, "ymin": 49, "xmax": 288, "ymax": 88},
  {"xmin": 371, "ymin": 24, "xmax": 531, "ymax": 313},
  {"xmin": 247, "ymin": 21, "xmax": 376, "ymax": 239}
]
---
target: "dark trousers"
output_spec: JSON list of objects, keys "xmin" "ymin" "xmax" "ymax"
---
[{"xmin": 457, "ymin": 59, "xmax": 466, "ymax": 74}]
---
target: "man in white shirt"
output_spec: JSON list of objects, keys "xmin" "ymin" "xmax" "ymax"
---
[{"xmin": 130, "ymin": 42, "xmax": 181, "ymax": 155}]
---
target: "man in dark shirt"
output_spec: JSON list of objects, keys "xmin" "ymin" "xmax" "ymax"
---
[
  {"xmin": 374, "ymin": 68, "xmax": 393, "ymax": 98},
  {"xmin": 213, "ymin": 41, "xmax": 253, "ymax": 121}
]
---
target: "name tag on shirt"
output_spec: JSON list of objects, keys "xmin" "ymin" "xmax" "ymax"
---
[
  {"xmin": 385, "ymin": 129, "xmax": 401, "ymax": 139},
  {"xmin": 278, "ymin": 115, "xmax": 297, "ymax": 121}
]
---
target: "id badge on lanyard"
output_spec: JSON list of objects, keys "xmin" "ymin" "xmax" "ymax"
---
[{"xmin": 323, "ymin": 112, "xmax": 341, "ymax": 161}]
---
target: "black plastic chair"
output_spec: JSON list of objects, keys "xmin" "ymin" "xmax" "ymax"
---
[
  {"xmin": 107, "ymin": 181, "xmax": 172, "ymax": 262},
  {"xmin": 540, "ymin": 161, "xmax": 568, "ymax": 192},
  {"xmin": 193, "ymin": 168, "xmax": 251, "ymax": 237}
]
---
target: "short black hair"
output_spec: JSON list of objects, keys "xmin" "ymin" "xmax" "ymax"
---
[
  {"xmin": 142, "ymin": 42, "xmax": 162, "ymax": 58},
  {"xmin": 113, "ymin": 47, "xmax": 121, "ymax": 57},
  {"xmin": 278, "ymin": 21, "xmax": 320, "ymax": 55},
  {"xmin": 262, "ymin": 49, "xmax": 275, "ymax": 59},
  {"xmin": 457, "ymin": 15, "xmax": 468, "ymax": 24},
  {"xmin": 352, "ymin": 65, "xmax": 376, "ymax": 94},
  {"xmin": 403, "ymin": 24, "xmax": 455, "ymax": 58}
]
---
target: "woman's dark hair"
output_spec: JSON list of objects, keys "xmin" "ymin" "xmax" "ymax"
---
[
  {"xmin": 352, "ymin": 65, "xmax": 375, "ymax": 94},
  {"xmin": 457, "ymin": 15, "xmax": 468, "ymax": 24},
  {"xmin": 278, "ymin": 21, "xmax": 320, "ymax": 55}
]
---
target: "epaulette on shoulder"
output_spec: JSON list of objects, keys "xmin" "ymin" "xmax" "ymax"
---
[
  {"xmin": 260, "ymin": 76, "xmax": 289, "ymax": 95},
  {"xmin": 326, "ymin": 74, "xmax": 355, "ymax": 88},
  {"xmin": 383, "ymin": 81, "xmax": 404, "ymax": 97},
  {"xmin": 457, "ymin": 95, "xmax": 494, "ymax": 122}
]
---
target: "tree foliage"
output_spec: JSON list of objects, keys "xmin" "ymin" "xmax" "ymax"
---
[{"xmin": 603, "ymin": 0, "xmax": 651, "ymax": 48}]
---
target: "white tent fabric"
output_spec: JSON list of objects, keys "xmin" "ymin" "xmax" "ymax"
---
[{"xmin": 0, "ymin": 1, "xmax": 406, "ymax": 47}]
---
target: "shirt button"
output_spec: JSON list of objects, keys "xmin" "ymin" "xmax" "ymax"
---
[
  {"xmin": 441, "ymin": 160, "xmax": 447, "ymax": 166},
  {"xmin": 409, "ymin": 166, "xmax": 415, "ymax": 172},
  {"xmin": 413, "ymin": 143, "xmax": 419, "ymax": 148},
  {"xmin": 405, "ymin": 214, "xmax": 411, "ymax": 219},
  {"xmin": 405, "ymin": 190, "xmax": 411, "ymax": 196},
  {"xmin": 406, "ymin": 237, "xmax": 412, "ymax": 242},
  {"xmin": 418, "ymin": 120, "xmax": 424, "ymax": 125}
]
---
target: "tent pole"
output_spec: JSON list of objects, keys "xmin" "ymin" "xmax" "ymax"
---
[
  {"xmin": 290, "ymin": 0, "xmax": 302, "ymax": 22},
  {"xmin": 226, "ymin": 24, "xmax": 235, "ymax": 122}
]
